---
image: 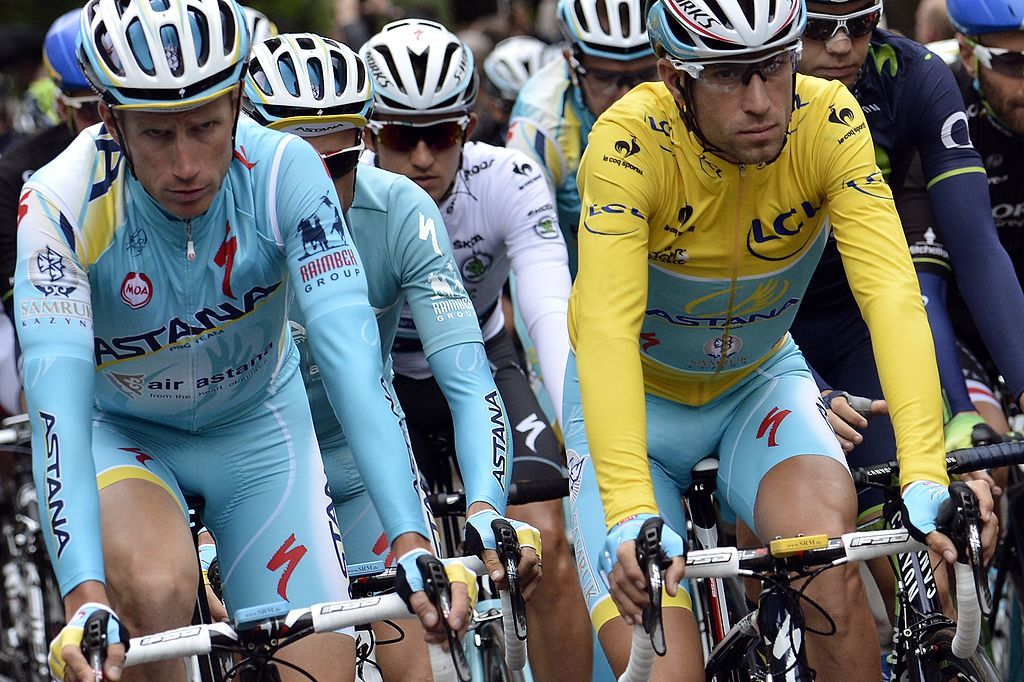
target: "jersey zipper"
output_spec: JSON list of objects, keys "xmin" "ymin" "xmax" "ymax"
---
[
  {"xmin": 184, "ymin": 218, "xmax": 197, "ymax": 429},
  {"xmin": 186, "ymin": 219, "xmax": 196, "ymax": 261}
]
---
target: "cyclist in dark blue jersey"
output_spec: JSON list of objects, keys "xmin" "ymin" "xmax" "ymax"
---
[
  {"xmin": 898, "ymin": 0, "xmax": 1024, "ymax": 437},
  {"xmin": 792, "ymin": 1, "xmax": 1024, "ymax": 517}
]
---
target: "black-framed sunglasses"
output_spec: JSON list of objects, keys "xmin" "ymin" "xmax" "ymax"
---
[
  {"xmin": 568, "ymin": 54, "xmax": 660, "ymax": 95},
  {"xmin": 805, "ymin": 3, "xmax": 883, "ymax": 42},
  {"xmin": 369, "ymin": 117, "xmax": 468, "ymax": 152}
]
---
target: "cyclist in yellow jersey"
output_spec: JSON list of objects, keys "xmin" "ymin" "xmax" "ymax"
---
[{"xmin": 562, "ymin": 1, "xmax": 998, "ymax": 678}]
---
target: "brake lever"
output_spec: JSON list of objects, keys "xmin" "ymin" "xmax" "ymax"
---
[
  {"xmin": 419, "ymin": 555, "xmax": 472, "ymax": 682},
  {"xmin": 81, "ymin": 610, "xmax": 109, "ymax": 681},
  {"xmin": 635, "ymin": 517, "xmax": 670, "ymax": 657},
  {"xmin": 491, "ymin": 518, "xmax": 528, "ymax": 640},
  {"xmin": 936, "ymin": 482, "xmax": 992, "ymax": 617}
]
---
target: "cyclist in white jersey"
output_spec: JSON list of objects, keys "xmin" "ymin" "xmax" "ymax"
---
[
  {"xmin": 14, "ymin": 2, "xmax": 465, "ymax": 680},
  {"xmin": 242, "ymin": 33, "xmax": 542, "ymax": 677},
  {"xmin": 360, "ymin": 19, "xmax": 594, "ymax": 680}
]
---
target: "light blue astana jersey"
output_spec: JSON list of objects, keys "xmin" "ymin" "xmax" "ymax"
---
[
  {"xmin": 294, "ymin": 164, "xmax": 510, "ymax": 514},
  {"xmin": 14, "ymin": 117, "xmax": 428, "ymax": 594}
]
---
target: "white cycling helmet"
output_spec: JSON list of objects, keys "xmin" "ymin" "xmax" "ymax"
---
[
  {"xmin": 359, "ymin": 19, "xmax": 478, "ymax": 116},
  {"xmin": 241, "ymin": 5, "xmax": 278, "ymax": 44},
  {"xmin": 647, "ymin": 0, "xmax": 806, "ymax": 62},
  {"xmin": 244, "ymin": 33, "xmax": 373, "ymax": 135},
  {"xmin": 78, "ymin": 0, "xmax": 250, "ymax": 110},
  {"xmin": 483, "ymin": 36, "xmax": 559, "ymax": 101},
  {"xmin": 557, "ymin": 0, "xmax": 653, "ymax": 60}
]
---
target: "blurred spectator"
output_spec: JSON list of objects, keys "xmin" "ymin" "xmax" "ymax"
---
[
  {"xmin": 915, "ymin": 0, "xmax": 955, "ymax": 44},
  {"xmin": 335, "ymin": 0, "xmax": 403, "ymax": 47}
]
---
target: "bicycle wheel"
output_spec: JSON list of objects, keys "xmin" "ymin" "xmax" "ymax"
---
[
  {"xmin": 898, "ymin": 627, "xmax": 1000, "ymax": 682},
  {"xmin": 478, "ymin": 621, "xmax": 514, "ymax": 682}
]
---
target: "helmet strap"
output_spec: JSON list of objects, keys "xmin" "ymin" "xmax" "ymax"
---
[{"xmin": 106, "ymin": 107, "xmax": 138, "ymax": 178}]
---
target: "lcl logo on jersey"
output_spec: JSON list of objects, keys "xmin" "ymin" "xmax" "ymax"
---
[
  {"xmin": 121, "ymin": 272, "xmax": 153, "ymax": 309},
  {"xmin": 746, "ymin": 201, "xmax": 822, "ymax": 261}
]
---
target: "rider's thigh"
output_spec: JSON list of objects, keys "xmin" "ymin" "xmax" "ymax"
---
[
  {"xmin": 597, "ymin": 608, "xmax": 703, "ymax": 681},
  {"xmin": 715, "ymin": 339, "xmax": 849, "ymax": 533},
  {"xmin": 188, "ymin": 374, "xmax": 350, "ymax": 617},
  {"xmin": 374, "ymin": 618, "xmax": 431, "ymax": 682},
  {"xmin": 93, "ymin": 421, "xmax": 196, "ymax": 633}
]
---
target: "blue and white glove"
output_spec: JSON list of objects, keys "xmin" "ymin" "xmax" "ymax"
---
[
  {"xmin": 396, "ymin": 548, "xmax": 433, "ymax": 596},
  {"xmin": 49, "ymin": 603, "xmax": 129, "ymax": 681},
  {"xmin": 901, "ymin": 480, "xmax": 951, "ymax": 541},
  {"xmin": 395, "ymin": 549, "xmax": 479, "ymax": 610},
  {"xmin": 463, "ymin": 509, "xmax": 542, "ymax": 558},
  {"xmin": 600, "ymin": 513, "xmax": 685, "ymax": 577}
]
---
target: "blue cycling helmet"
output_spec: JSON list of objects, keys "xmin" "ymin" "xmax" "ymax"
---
[
  {"xmin": 77, "ymin": 0, "xmax": 251, "ymax": 110},
  {"xmin": 558, "ymin": 0, "xmax": 653, "ymax": 60},
  {"xmin": 947, "ymin": 0, "xmax": 1024, "ymax": 36},
  {"xmin": 44, "ymin": 10, "xmax": 91, "ymax": 93}
]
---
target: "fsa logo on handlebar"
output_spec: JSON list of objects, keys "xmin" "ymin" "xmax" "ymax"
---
[{"xmin": 688, "ymin": 550, "xmax": 734, "ymax": 566}]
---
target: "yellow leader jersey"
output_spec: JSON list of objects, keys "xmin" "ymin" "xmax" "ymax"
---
[{"xmin": 570, "ymin": 75, "xmax": 948, "ymax": 528}]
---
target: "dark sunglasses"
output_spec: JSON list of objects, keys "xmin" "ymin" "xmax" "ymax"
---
[
  {"xmin": 804, "ymin": 5, "xmax": 883, "ymax": 42},
  {"xmin": 569, "ymin": 55, "xmax": 660, "ymax": 94},
  {"xmin": 371, "ymin": 118, "xmax": 468, "ymax": 152},
  {"xmin": 970, "ymin": 39, "xmax": 1024, "ymax": 79}
]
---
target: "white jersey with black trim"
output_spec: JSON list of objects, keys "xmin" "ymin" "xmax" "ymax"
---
[{"xmin": 373, "ymin": 142, "xmax": 572, "ymax": 421}]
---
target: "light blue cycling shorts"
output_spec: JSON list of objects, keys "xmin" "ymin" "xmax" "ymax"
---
[
  {"xmin": 93, "ymin": 369, "xmax": 351, "ymax": 624},
  {"xmin": 323, "ymin": 408, "xmax": 440, "ymax": 579},
  {"xmin": 563, "ymin": 337, "xmax": 846, "ymax": 631}
]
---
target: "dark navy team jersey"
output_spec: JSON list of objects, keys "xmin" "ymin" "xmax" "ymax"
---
[
  {"xmin": 799, "ymin": 28, "xmax": 983, "ymax": 313},
  {"xmin": 900, "ymin": 61, "xmax": 1024, "ymax": 368}
]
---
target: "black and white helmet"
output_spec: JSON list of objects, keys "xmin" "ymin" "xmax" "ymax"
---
[{"xmin": 360, "ymin": 19, "xmax": 478, "ymax": 116}]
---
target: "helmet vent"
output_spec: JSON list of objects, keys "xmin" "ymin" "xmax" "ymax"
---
[
  {"xmin": 96, "ymin": 25, "xmax": 127, "ymax": 77},
  {"xmin": 306, "ymin": 57, "xmax": 325, "ymax": 100},
  {"xmin": 278, "ymin": 52, "xmax": 299, "ymax": 97},
  {"xmin": 126, "ymin": 18, "xmax": 157, "ymax": 76},
  {"xmin": 186, "ymin": 9, "xmax": 211, "ymax": 68},
  {"xmin": 218, "ymin": 1, "xmax": 237, "ymax": 53}
]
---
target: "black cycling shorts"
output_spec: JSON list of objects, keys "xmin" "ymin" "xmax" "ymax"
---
[{"xmin": 392, "ymin": 330, "xmax": 566, "ymax": 498}]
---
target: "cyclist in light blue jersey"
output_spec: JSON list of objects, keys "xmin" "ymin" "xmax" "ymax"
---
[
  {"xmin": 14, "ymin": 2, "xmax": 466, "ymax": 680},
  {"xmin": 507, "ymin": 0, "xmax": 658, "ymax": 276},
  {"xmin": 242, "ymin": 33, "xmax": 542, "ymax": 678}
]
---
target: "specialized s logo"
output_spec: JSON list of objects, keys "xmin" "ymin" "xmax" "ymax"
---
[
  {"xmin": 233, "ymin": 146, "xmax": 257, "ymax": 170},
  {"xmin": 17, "ymin": 190, "xmax": 30, "ymax": 227},
  {"xmin": 756, "ymin": 407, "xmax": 792, "ymax": 448},
  {"xmin": 828, "ymin": 105, "xmax": 856, "ymax": 127},
  {"xmin": 640, "ymin": 332, "xmax": 660, "ymax": 351},
  {"xmin": 267, "ymin": 533, "xmax": 307, "ymax": 601},
  {"xmin": 40, "ymin": 412, "xmax": 71, "ymax": 559},
  {"xmin": 214, "ymin": 222, "xmax": 238, "ymax": 298}
]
